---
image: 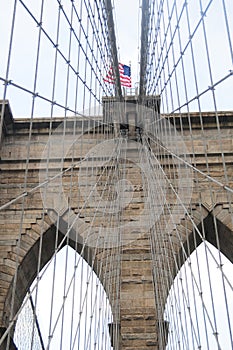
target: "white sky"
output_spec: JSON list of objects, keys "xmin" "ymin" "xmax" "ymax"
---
[
  {"xmin": 113, "ymin": 0, "xmax": 140, "ymax": 86},
  {"xmin": 0, "ymin": 0, "xmax": 232, "ymax": 116},
  {"xmin": 0, "ymin": 0, "xmax": 142, "ymax": 117}
]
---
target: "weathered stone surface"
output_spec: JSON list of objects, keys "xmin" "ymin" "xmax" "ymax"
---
[{"xmin": 0, "ymin": 102, "xmax": 232, "ymax": 349}]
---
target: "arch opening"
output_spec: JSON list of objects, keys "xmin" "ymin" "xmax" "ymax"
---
[
  {"xmin": 13, "ymin": 245, "xmax": 113, "ymax": 349},
  {"xmin": 164, "ymin": 241, "xmax": 233, "ymax": 349}
]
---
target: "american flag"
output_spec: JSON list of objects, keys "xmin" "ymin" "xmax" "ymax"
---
[{"xmin": 104, "ymin": 63, "xmax": 132, "ymax": 88}]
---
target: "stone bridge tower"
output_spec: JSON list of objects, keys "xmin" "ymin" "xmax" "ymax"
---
[{"xmin": 0, "ymin": 99, "xmax": 232, "ymax": 349}]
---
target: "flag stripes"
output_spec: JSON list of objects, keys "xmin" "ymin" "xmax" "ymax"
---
[{"xmin": 104, "ymin": 63, "xmax": 132, "ymax": 87}]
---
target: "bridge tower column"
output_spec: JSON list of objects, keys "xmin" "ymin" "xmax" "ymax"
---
[
  {"xmin": 119, "ymin": 236, "xmax": 163, "ymax": 349},
  {"xmin": 102, "ymin": 95, "xmax": 166, "ymax": 349}
]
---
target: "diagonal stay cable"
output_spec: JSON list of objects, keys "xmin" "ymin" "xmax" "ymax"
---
[
  {"xmin": 146, "ymin": 136, "xmax": 233, "ymax": 292},
  {"xmin": 0, "ymin": 120, "xmax": 115, "ymax": 212},
  {"xmin": 149, "ymin": 135, "xmax": 233, "ymax": 194},
  {"xmin": 0, "ymin": 137, "xmax": 123, "ymax": 347}
]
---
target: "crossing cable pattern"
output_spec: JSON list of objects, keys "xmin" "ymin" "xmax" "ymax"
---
[
  {"xmin": 0, "ymin": 0, "xmax": 232, "ymax": 350},
  {"xmin": 0, "ymin": 0, "xmax": 122, "ymax": 349},
  {"xmin": 141, "ymin": 0, "xmax": 233, "ymax": 349},
  {"xmin": 0, "ymin": 0, "xmax": 116, "ymax": 120}
]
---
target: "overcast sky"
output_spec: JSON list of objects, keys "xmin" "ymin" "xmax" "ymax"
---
[
  {"xmin": 0, "ymin": 0, "xmax": 232, "ymax": 116},
  {"xmin": 0, "ymin": 0, "xmax": 141, "ymax": 117},
  {"xmin": 113, "ymin": 0, "xmax": 140, "ymax": 86}
]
